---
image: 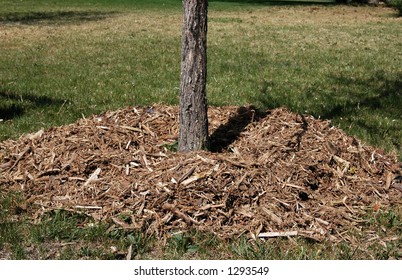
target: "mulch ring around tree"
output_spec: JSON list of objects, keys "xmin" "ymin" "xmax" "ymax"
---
[{"xmin": 1, "ymin": 105, "xmax": 401, "ymax": 245}]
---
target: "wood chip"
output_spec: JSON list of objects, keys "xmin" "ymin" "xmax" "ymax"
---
[
  {"xmin": 84, "ymin": 168, "xmax": 102, "ymax": 186},
  {"xmin": 162, "ymin": 203, "xmax": 200, "ymax": 225},
  {"xmin": 258, "ymin": 231, "xmax": 298, "ymax": 238},
  {"xmin": 0, "ymin": 105, "xmax": 400, "ymax": 244},
  {"xmin": 74, "ymin": 205, "xmax": 102, "ymax": 210}
]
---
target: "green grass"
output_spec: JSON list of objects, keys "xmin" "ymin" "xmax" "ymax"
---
[
  {"xmin": 0, "ymin": 0, "xmax": 401, "ymax": 259},
  {"xmin": 1, "ymin": 191, "xmax": 400, "ymax": 260},
  {"xmin": 1, "ymin": 202, "xmax": 400, "ymax": 259},
  {"xmin": 388, "ymin": 0, "xmax": 402, "ymax": 16},
  {"xmin": 1, "ymin": 1, "xmax": 400, "ymax": 158},
  {"xmin": 1, "ymin": 184, "xmax": 401, "ymax": 259},
  {"xmin": 0, "ymin": 0, "xmax": 182, "ymax": 13},
  {"xmin": 1, "ymin": 1, "xmax": 401, "ymax": 158}
]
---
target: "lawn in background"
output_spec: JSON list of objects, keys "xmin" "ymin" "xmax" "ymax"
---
[
  {"xmin": 1, "ymin": 0, "xmax": 401, "ymax": 260},
  {"xmin": 1, "ymin": 1, "xmax": 401, "ymax": 158}
]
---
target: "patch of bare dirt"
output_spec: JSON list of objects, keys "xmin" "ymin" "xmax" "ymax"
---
[{"xmin": 1, "ymin": 105, "xmax": 401, "ymax": 243}]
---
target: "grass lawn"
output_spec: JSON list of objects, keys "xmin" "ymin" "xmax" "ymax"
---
[
  {"xmin": 0, "ymin": 0, "xmax": 401, "ymax": 157},
  {"xmin": 0, "ymin": 0, "xmax": 401, "ymax": 259}
]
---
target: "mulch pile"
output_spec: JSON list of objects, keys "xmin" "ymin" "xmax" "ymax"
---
[{"xmin": 1, "ymin": 105, "xmax": 401, "ymax": 244}]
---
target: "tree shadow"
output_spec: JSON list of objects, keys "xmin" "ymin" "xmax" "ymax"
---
[
  {"xmin": 253, "ymin": 71, "xmax": 401, "ymax": 155},
  {"xmin": 0, "ymin": 104, "xmax": 24, "ymax": 121},
  {"xmin": 0, "ymin": 90, "xmax": 67, "ymax": 121},
  {"xmin": 255, "ymin": 72, "xmax": 401, "ymax": 121},
  {"xmin": 209, "ymin": 105, "xmax": 268, "ymax": 152},
  {"xmin": 254, "ymin": 79, "xmax": 285, "ymax": 110},
  {"xmin": 320, "ymin": 74, "xmax": 402, "ymax": 121},
  {"xmin": 0, "ymin": 10, "xmax": 118, "ymax": 25}
]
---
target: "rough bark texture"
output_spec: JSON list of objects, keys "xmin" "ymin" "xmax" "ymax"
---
[{"xmin": 178, "ymin": 0, "xmax": 209, "ymax": 152}]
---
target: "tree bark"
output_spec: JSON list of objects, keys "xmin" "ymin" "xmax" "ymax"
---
[{"xmin": 178, "ymin": 0, "xmax": 209, "ymax": 152}]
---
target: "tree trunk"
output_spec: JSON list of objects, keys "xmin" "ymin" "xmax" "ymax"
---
[{"xmin": 178, "ymin": 0, "xmax": 209, "ymax": 152}]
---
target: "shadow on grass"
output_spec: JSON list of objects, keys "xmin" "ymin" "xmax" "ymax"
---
[
  {"xmin": 256, "ymin": 72, "xmax": 401, "ymax": 120},
  {"xmin": 209, "ymin": 105, "xmax": 268, "ymax": 152},
  {"xmin": 321, "ymin": 74, "xmax": 402, "ymax": 121},
  {"xmin": 255, "ymin": 71, "xmax": 401, "ymax": 154},
  {"xmin": 0, "ymin": 90, "xmax": 67, "ymax": 121},
  {"xmin": 322, "ymin": 73, "xmax": 402, "ymax": 152},
  {"xmin": 0, "ymin": 10, "xmax": 118, "ymax": 25}
]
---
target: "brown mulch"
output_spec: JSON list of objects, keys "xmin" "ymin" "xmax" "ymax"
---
[{"xmin": 1, "ymin": 105, "xmax": 401, "ymax": 243}]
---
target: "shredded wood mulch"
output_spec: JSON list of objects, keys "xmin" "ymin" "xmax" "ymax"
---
[{"xmin": 1, "ymin": 105, "xmax": 401, "ymax": 244}]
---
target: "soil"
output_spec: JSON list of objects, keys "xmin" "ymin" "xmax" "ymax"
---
[{"xmin": 1, "ymin": 105, "xmax": 401, "ymax": 244}]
